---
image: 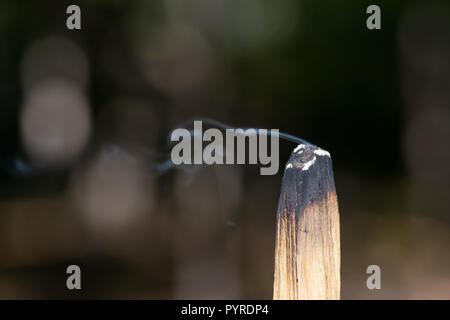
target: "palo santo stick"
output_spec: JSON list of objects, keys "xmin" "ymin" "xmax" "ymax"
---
[{"xmin": 273, "ymin": 144, "xmax": 340, "ymax": 300}]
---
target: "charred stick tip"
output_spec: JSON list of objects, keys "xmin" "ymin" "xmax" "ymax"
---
[{"xmin": 274, "ymin": 144, "xmax": 340, "ymax": 300}]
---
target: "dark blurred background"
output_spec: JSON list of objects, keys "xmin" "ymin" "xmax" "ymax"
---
[{"xmin": 0, "ymin": 0, "xmax": 449, "ymax": 299}]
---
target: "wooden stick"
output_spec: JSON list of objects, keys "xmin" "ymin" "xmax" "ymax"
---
[{"xmin": 273, "ymin": 144, "xmax": 340, "ymax": 300}]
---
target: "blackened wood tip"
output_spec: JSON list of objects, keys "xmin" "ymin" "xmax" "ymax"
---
[
  {"xmin": 280, "ymin": 144, "xmax": 336, "ymax": 219},
  {"xmin": 274, "ymin": 143, "xmax": 340, "ymax": 300}
]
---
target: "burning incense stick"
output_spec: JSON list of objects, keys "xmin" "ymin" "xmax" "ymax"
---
[{"xmin": 273, "ymin": 144, "xmax": 340, "ymax": 300}]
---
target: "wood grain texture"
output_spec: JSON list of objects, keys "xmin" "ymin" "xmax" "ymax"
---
[{"xmin": 273, "ymin": 144, "xmax": 340, "ymax": 300}]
